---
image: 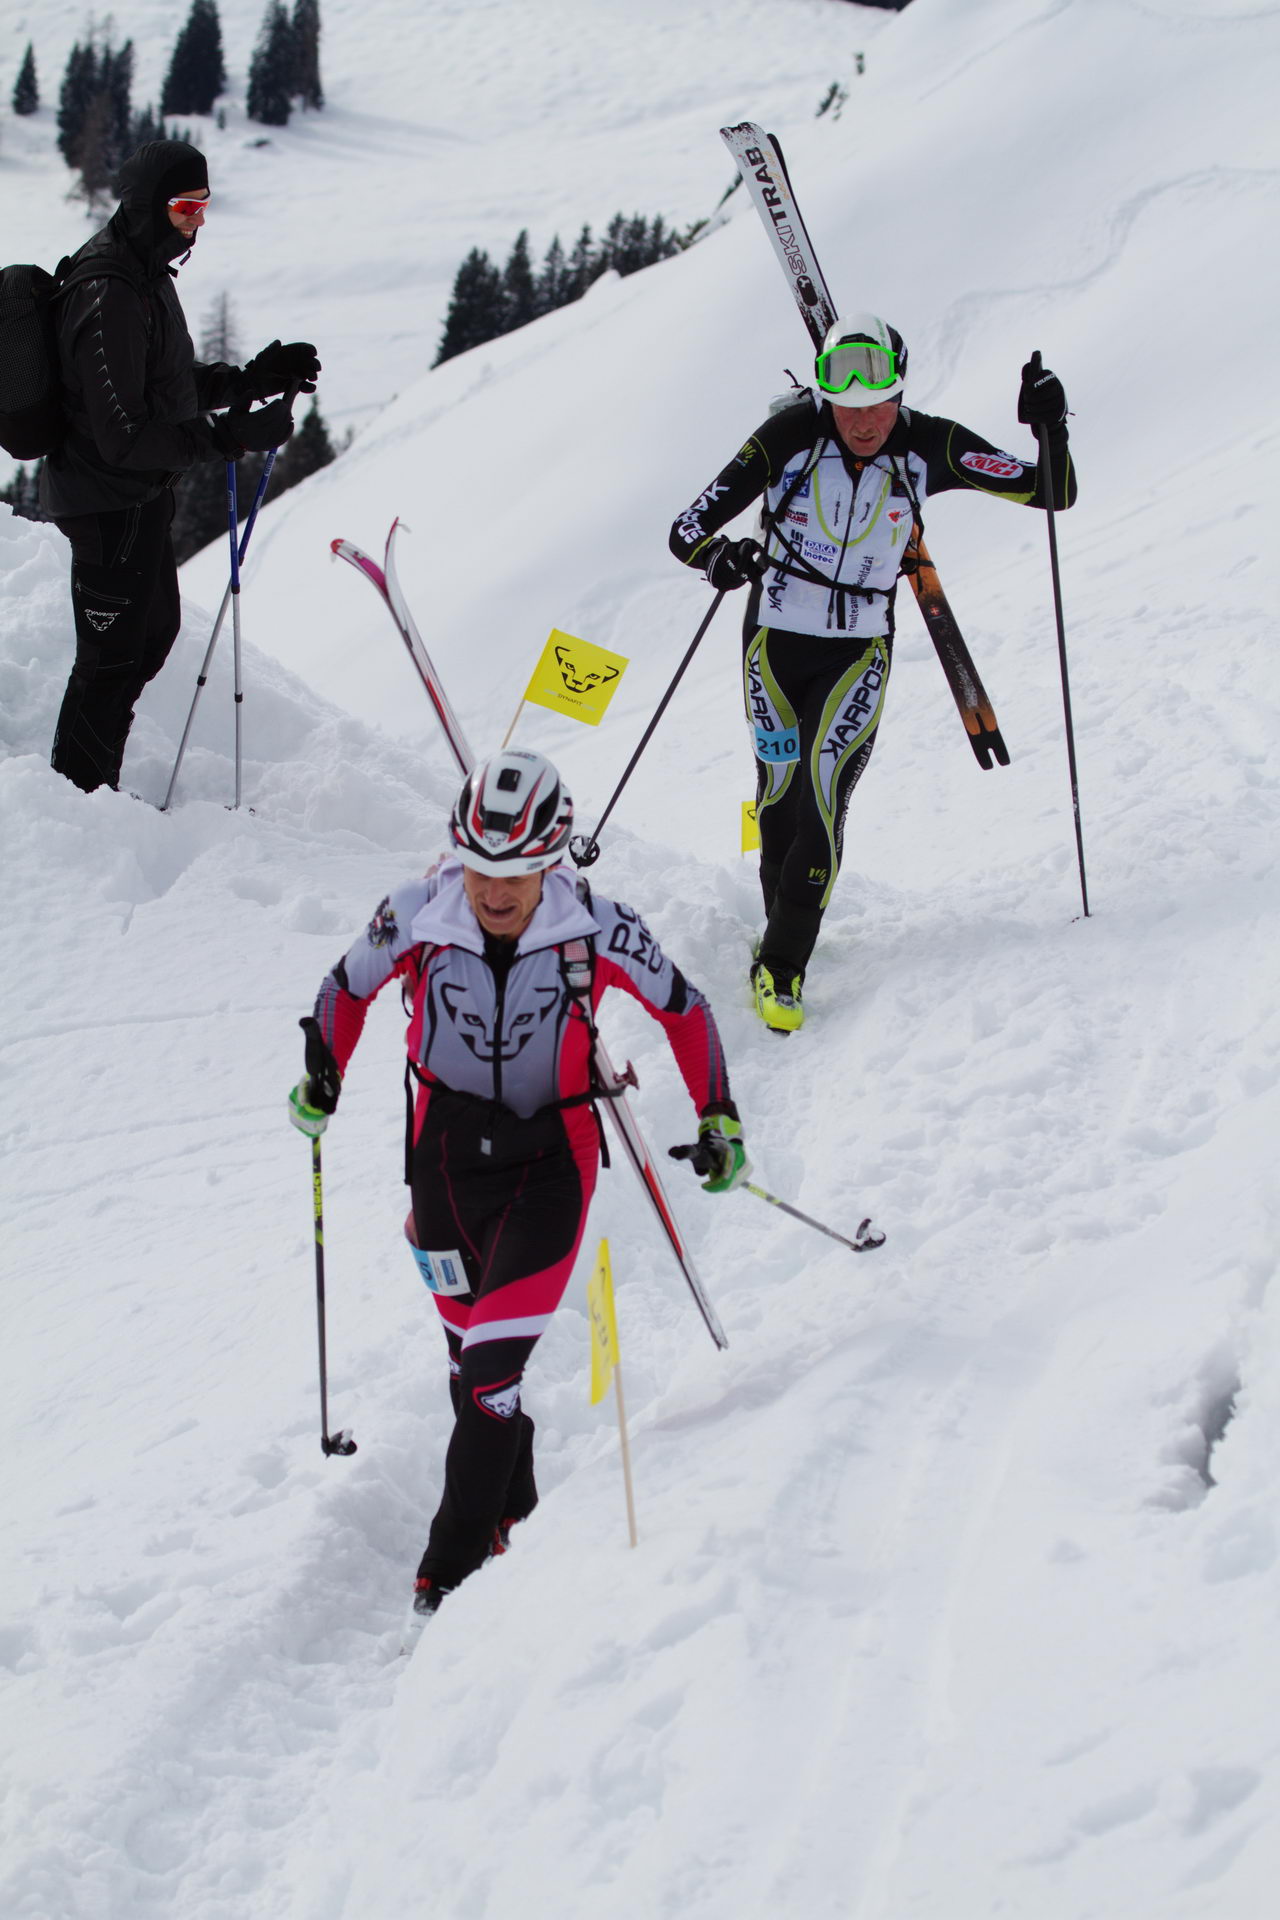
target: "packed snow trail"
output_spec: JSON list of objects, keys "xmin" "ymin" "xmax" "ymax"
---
[{"xmin": 3, "ymin": 0, "xmax": 1280, "ymax": 1915}]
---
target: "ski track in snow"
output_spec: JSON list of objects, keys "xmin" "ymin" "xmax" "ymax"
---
[{"xmin": 3, "ymin": 0, "xmax": 1280, "ymax": 1915}]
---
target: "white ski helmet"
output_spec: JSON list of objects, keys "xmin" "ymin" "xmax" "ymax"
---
[
  {"xmin": 815, "ymin": 312, "xmax": 908, "ymax": 409},
  {"xmin": 449, "ymin": 750, "xmax": 573, "ymax": 876}
]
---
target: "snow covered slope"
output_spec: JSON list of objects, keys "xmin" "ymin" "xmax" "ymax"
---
[
  {"xmin": 2, "ymin": 2, "xmax": 1279, "ymax": 1917},
  {"xmin": 1, "ymin": 0, "xmax": 891, "ymax": 438}
]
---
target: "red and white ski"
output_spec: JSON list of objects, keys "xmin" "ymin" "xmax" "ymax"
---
[{"xmin": 330, "ymin": 519, "xmax": 474, "ymax": 779}]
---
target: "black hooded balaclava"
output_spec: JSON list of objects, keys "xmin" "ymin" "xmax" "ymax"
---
[{"xmin": 109, "ymin": 140, "xmax": 210, "ymax": 275}]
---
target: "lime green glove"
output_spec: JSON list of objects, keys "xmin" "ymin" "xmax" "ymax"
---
[
  {"xmin": 288, "ymin": 1016, "xmax": 342, "ymax": 1137},
  {"xmin": 697, "ymin": 1110, "xmax": 750, "ymax": 1195},
  {"xmin": 288, "ymin": 1080, "xmax": 331, "ymax": 1137}
]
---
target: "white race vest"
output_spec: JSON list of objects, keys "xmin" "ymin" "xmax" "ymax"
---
[{"xmin": 758, "ymin": 442, "xmax": 925, "ymax": 641}]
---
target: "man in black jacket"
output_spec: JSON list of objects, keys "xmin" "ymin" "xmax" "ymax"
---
[{"xmin": 40, "ymin": 140, "xmax": 320, "ymax": 793}]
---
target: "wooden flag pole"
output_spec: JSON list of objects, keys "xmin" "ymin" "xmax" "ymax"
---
[{"xmin": 612, "ymin": 1365, "xmax": 639, "ymax": 1549}]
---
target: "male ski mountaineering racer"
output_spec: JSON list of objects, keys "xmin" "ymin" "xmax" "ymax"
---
[
  {"xmin": 669, "ymin": 313, "xmax": 1076, "ymax": 1034},
  {"xmin": 40, "ymin": 139, "xmax": 320, "ymax": 793},
  {"xmin": 288, "ymin": 751, "xmax": 747, "ymax": 1623}
]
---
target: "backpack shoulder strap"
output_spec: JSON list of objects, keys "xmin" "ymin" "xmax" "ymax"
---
[{"xmin": 559, "ymin": 934, "xmax": 596, "ymax": 1026}]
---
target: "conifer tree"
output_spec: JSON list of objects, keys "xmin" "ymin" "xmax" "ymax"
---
[
  {"xmin": 247, "ymin": 1, "xmax": 295, "ymax": 127},
  {"xmin": 171, "ymin": 457, "xmax": 230, "ymax": 564},
  {"xmin": 648, "ymin": 215, "xmax": 677, "ymax": 265},
  {"xmin": 269, "ymin": 397, "xmax": 334, "ymax": 493},
  {"xmin": 434, "ymin": 248, "xmax": 505, "ymax": 365},
  {"xmin": 101, "ymin": 39, "xmax": 135, "ymax": 174},
  {"xmin": 534, "ymin": 235, "xmax": 567, "ymax": 317},
  {"xmin": 59, "ymin": 34, "xmax": 133, "ymax": 198},
  {"xmin": 74, "ymin": 92, "xmax": 117, "ymax": 203},
  {"xmin": 161, "ymin": 1, "xmax": 227, "ymax": 118},
  {"xmin": 598, "ymin": 212, "xmax": 627, "ymax": 276},
  {"xmin": 290, "ymin": 0, "xmax": 323, "ymax": 110},
  {"xmin": 0, "ymin": 464, "xmax": 43, "ymax": 519},
  {"xmin": 129, "ymin": 103, "xmax": 163, "ymax": 150},
  {"xmin": 57, "ymin": 42, "xmax": 97, "ymax": 165},
  {"xmin": 501, "ymin": 229, "xmax": 537, "ymax": 333},
  {"xmin": 564, "ymin": 225, "xmax": 598, "ymax": 302},
  {"xmin": 12, "ymin": 42, "xmax": 38, "ymax": 116},
  {"xmin": 200, "ymin": 291, "xmax": 242, "ymax": 365}
]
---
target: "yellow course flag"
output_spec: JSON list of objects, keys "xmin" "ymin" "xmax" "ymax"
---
[
  {"xmin": 523, "ymin": 629, "xmax": 628, "ymax": 728},
  {"xmin": 741, "ymin": 801, "xmax": 760, "ymax": 853},
  {"xmin": 587, "ymin": 1239, "xmax": 620, "ymax": 1406}
]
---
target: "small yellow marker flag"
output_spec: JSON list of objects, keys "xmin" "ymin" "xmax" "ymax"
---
[
  {"xmin": 523, "ymin": 629, "xmax": 628, "ymax": 728},
  {"xmin": 586, "ymin": 1238, "xmax": 638, "ymax": 1546},
  {"xmin": 587, "ymin": 1239, "xmax": 620, "ymax": 1406},
  {"xmin": 741, "ymin": 801, "xmax": 760, "ymax": 854}
]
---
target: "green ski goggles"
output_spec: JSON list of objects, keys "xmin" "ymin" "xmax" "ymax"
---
[{"xmin": 815, "ymin": 340, "xmax": 899, "ymax": 397}]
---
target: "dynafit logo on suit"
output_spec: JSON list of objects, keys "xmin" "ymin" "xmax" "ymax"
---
[{"xmin": 522, "ymin": 628, "xmax": 629, "ymax": 728}]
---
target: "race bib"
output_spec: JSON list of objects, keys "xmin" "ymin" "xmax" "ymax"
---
[
  {"xmin": 412, "ymin": 1247, "xmax": 471, "ymax": 1296},
  {"xmin": 754, "ymin": 726, "xmax": 799, "ymax": 762}
]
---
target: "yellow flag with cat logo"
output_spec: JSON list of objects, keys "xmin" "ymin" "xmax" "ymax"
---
[
  {"xmin": 524, "ymin": 629, "xmax": 628, "ymax": 727},
  {"xmin": 587, "ymin": 1239, "xmax": 620, "ymax": 1406}
]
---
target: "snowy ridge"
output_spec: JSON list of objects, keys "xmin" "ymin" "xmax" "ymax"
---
[{"xmin": 2, "ymin": 1, "xmax": 1280, "ymax": 1916}]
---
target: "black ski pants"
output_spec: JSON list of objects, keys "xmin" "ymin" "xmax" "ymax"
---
[
  {"xmin": 409, "ymin": 1091, "xmax": 596, "ymax": 1591},
  {"xmin": 744, "ymin": 624, "xmax": 892, "ymax": 979},
  {"xmin": 51, "ymin": 488, "xmax": 181, "ymax": 793}
]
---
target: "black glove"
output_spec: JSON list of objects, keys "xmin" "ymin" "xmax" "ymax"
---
[
  {"xmin": 242, "ymin": 338, "xmax": 320, "ymax": 400},
  {"xmin": 210, "ymin": 397, "xmax": 297, "ymax": 457},
  {"xmin": 1017, "ymin": 351, "xmax": 1067, "ymax": 430},
  {"xmin": 299, "ymin": 1016, "xmax": 342, "ymax": 1114},
  {"xmin": 703, "ymin": 535, "xmax": 768, "ymax": 592}
]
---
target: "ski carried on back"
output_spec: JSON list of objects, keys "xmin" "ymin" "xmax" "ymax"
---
[
  {"xmin": 332, "ymin": 530, "xmax": 728, "ymax": 1348},
  {"xmin": 330, "ymin": 519, "xmax": 474, "ymax": 778},
  {"xmin": 720, "ymin": 121, "xmax": 1010, "ymax": 771},
  {"xmin": 719, "ymin": 122, "xmax": 838, "ymax": 346}
]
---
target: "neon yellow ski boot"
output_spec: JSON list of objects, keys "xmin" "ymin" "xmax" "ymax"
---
[{"xmin": 751, "ymin": 962, "xmax": 804, "ymax": 1035}]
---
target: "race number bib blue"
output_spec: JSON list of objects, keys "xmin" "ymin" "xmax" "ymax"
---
[
  {"xmin": 754, "ymin": 725, "xmax": 799, "ymax": 762},
  {"xmin": 412, "ymin": 1246, "xmax": 470, "ymax": 1296}
]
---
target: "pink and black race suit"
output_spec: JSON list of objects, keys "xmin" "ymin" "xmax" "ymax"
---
[{"xmin": 311, "ymin": 859, "xmax": 734, "ymax": 1587}]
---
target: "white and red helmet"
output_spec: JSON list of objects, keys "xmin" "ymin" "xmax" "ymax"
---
[{"xmin": 449, "ymin": 750, "xmax": 573, "ymax": 876}]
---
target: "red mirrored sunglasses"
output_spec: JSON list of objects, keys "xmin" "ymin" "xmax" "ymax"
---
[{"xmin": 167, "ymin": 193, "xmax": 210, "ymax": 217}]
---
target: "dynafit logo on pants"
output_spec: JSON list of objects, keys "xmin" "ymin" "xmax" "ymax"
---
[
  {"xmin": 84, "ymin": 609, "xmax": 120, "ymax": 631},
  {"xmin": 960, "ymin": 450, "xmax": 1024, "ymax": 479},
  {"xmin": 474, "ymin": 1376, "xmax": 522, "ymax": 1421}
]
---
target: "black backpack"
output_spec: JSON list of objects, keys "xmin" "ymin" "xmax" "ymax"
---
[
  {"xmin": 0, "ymin": 253, "xmax": 141, "ymax": 461},
  {"xmin": 0, "ymin": 261, "xmax": 72, "ymax": 460}
]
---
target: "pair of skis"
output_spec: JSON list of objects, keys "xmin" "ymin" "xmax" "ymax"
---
[
  {"xmin": 719, "ymin": 122, "xmax": 1010, "ymax": 771},
  {"xmin": 330, "ymin": 524, "xmax": 729, "ymax": 1351}
]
